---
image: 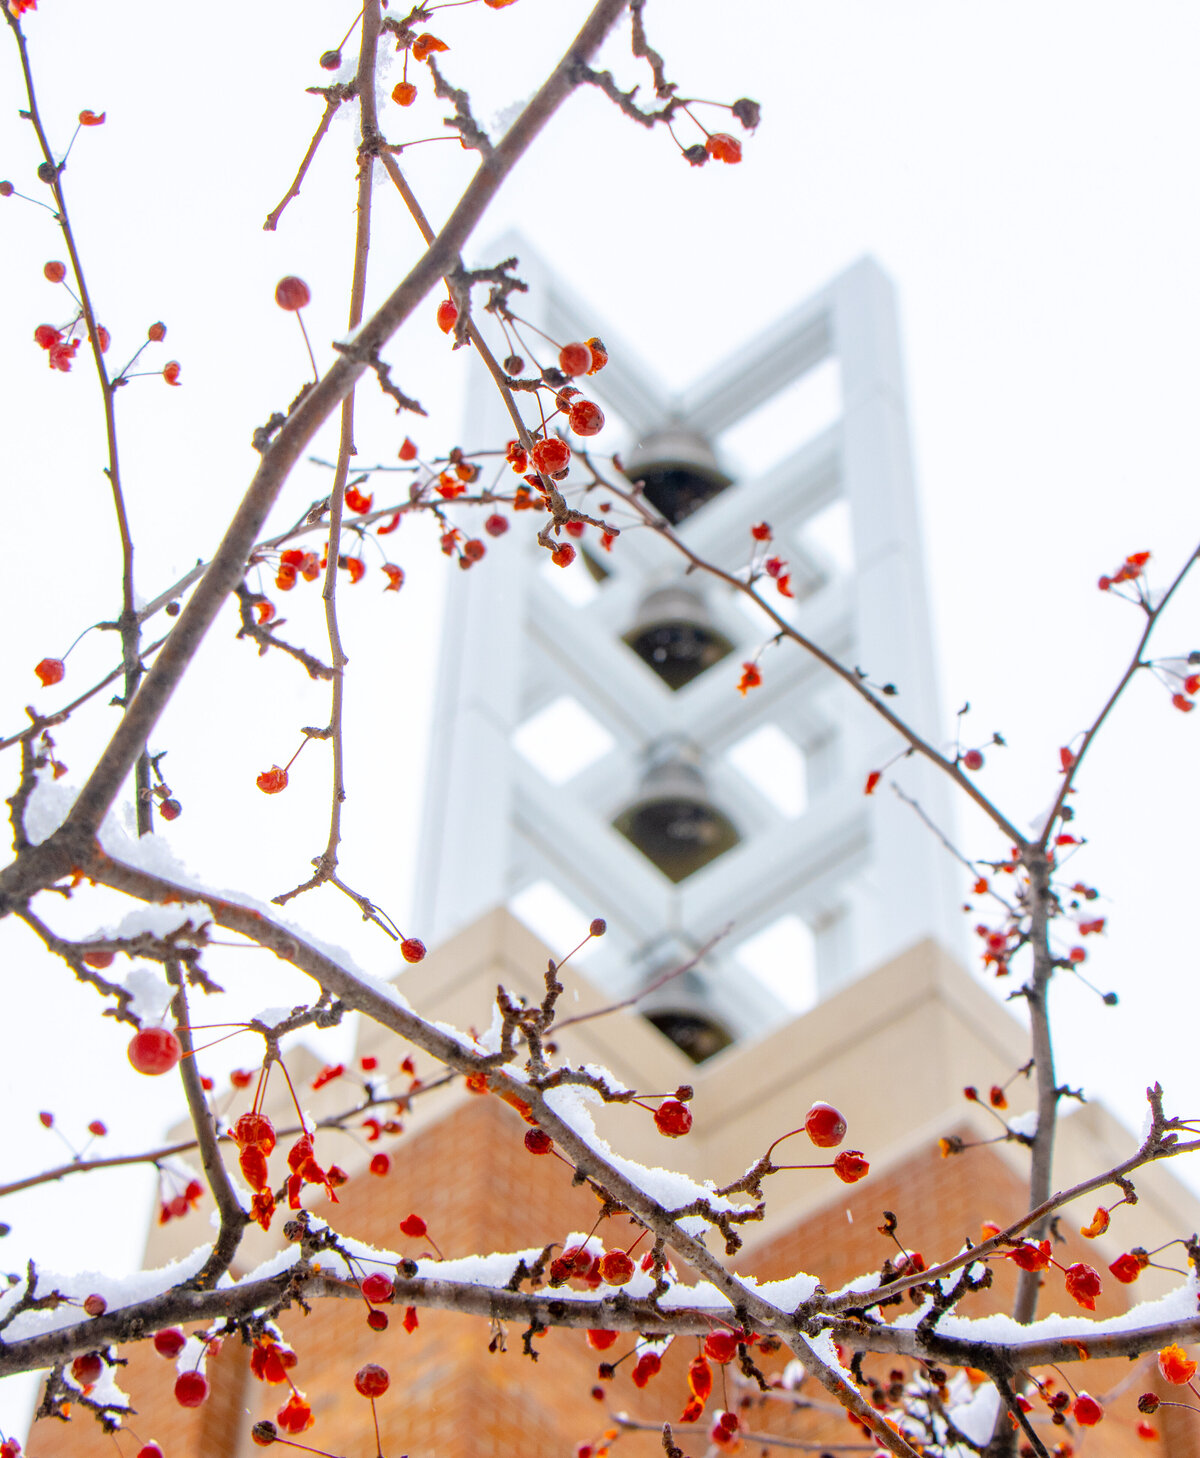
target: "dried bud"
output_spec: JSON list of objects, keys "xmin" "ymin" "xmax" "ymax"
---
[{"xmin": 731, "ymin": 97, "xmax": 762, "ymax": 131}]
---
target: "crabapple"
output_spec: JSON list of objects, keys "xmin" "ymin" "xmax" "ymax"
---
[{"xmin": 127, "ymin": 1027, "xmax": 182, "ymax": 1076}]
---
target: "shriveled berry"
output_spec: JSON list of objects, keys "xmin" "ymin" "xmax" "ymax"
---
[
  {"xmin": 833, "ymin": 1150, "xmax": 869, "ymax": 1183},
  {"xmin": 590, "ymin": 918, "xmax": 607, "ymax": 936},
  {"xmin": 401, "ymin": 937, "xmax": 426, "ymax": 964},
  {"xmin": 128, "ymin": 1027, "xmax": 182, "ymax": 1076},
  {"xmin": 251, "ymin": 1422, "xmax": 278, "ymax": 1446},
  {"xmin": 153, "ymin": 1327, "xmax": 187, "ymax": 1358},
  {"xmin": 804, "ymin": 1102, "xmax": 847, "ymax": 1149},
  {"xmin": 683, "ymin": 143, "xmax": 709, "ymax": 167},
  {"xmin": 484, "ymin": 513, "xmax": 509, "ymax": 537},
  {"xmin": 355, "ymin": 1363, "xmax": 390, "ymax": 1398},
  {"xmin": 367, "ymin": 1309, "xmax": 389, "ymax": 1331},
  {"xmin": 35, "ymin": 658, "xmax": 65, "ymax": 687},
  {"xmin": 705, "ymin": 133, "xmax": 742, "ymax": 164},
  {"xmin": 0, "ymin": 181, "xmax": 13, "ymax": 197},
  {"xmin": 83, "ymin": 1293, "xmax": 107, "ymax": 1317},
  {"xmin": 462, "ymin": 538, "xmax": 486, "ymax": 563},
  {"xmin": 568, "ymin": 399, "xmax": 605, "ymax": 436},
  {"xmin": 257, "ymin": 766, "xmax": 288, "ymax": 795},
  {"xmin": 551, "ymin": 543, "xmax": 576, "ymax": 568},
  {"xmin": 599, "ymin": 1250, "xmax": 634, "ymax": 1285},
  {"xmin": 72, "ymin": 1352, "xmax": 103, "ymax": 1385},
  {"xmin": 436, "ymin": 298, "xmax": 458, "ymax": 333},
  {"xmin": 174, "ymin": 1372, "xmax": 209, "ymax": 1408},
  {"xmin": 503, "ymin": 353, "xmax": 524, "ymax": 375},
  {"xmin": 319, "ymin": 49, "xmax": 342, "ymax": 70},
  {"xmin": 524, "ymin": 1128, "xmax": 553, "ymax": 1155},
  {"xmin": 653, "ymin": 1100, "xmax": 693, "ymax": 1137},
  {"xmin": 585, "ymin": 337, "xmax": 608, "ymax": 372},
  {"xmin": 43, "ymin": 261, "xmax": 66, "ymax": 283},
  {"xmin": 148, "ymin": 321, "xmax": 167, "ymax": 342},
  {"xmin": 275, "ymin": 277, "xmax": 311, "ymax": 311}
]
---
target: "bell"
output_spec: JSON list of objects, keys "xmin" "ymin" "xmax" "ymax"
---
[
  {"xmin": 623, "ymin": 426, "xmax": 733, "ymax": 525},
  {"xmin": 636, "ymin": 960, "xmax": 734, "ymax": 1063},
  {"xmin": 623, "ymin": 585, "xmax": 734, "ymax": 690},
  {"xmin": 613, "ymin": 741, "xmax": 739, "ymax": 883}
]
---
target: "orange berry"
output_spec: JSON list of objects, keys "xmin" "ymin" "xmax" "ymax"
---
[
  {"xmin": 43, "ymin": 261, "xmax": 66, "ymax": 282},
  {"xmin": 705, "ymin": 133, "xmax": 742, "ymax": 164},
  {"xmin": 274, "ymin": 276, "xmax": 311, "ymax": 311},
  {"xmin": 436, "ymin": 298, "xmax": 458, "ymax": 333},
  {"xmin": 392, "ymin": 81, "xmax": 417, "ymax": 107},
  {"xmin": 551, "ymin": 543, "xmax": 576, "ymax": 569}
]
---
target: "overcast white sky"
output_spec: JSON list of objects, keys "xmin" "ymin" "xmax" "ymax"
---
[{"xmin": 1, "ymin": 0, "xmax": 1198, "ymax": 1440}]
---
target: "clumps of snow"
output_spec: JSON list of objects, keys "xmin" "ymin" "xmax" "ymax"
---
[
  {"xmin": 779, "ymin": 1358, "xmax": 807, "ymax": 1389},
  {"xmin": 658, "ymin": 1280, "xmax": 732, "ymax": 1313},
  {"xmin": 0, "ymin": 1247, "xmax": 211, "ymax": 1342},
  {"xmin": 944, "ymin": 1377, "xmax": 1001, "ymax": 1446},
  {"xmin": 805, "ymin": 1327, "xmax": 856, "ymax": 1388},
  {"xmin": 22, "ymin": 776, "xmax": 79, "ymax": 845},
  {"xmin": 580, "ymin": 1063, "xmax": 633, "ymax": 1097},
  {"xmin": 71, "ymin": 1361, "xmax": 131, "ymax": 1424},
  {"xmin": 176, "ymin": 1334, "xmax": 210, "ymax": 1378},
  {"xmin": 542, "ymin": 1085, "xmax": 747, "ymax": 1235},
  {"xmin": 1006, "ymin": 1110, "xmax": 1038, "ymax": 1138},
  {"xmin": 123, "ymin": 965, "xmax": 173, "ymax": 1024},
  {"xmin": 752, "ymin": 1271, "xmax": 822, "ymax": 1312},
  {"xmin": 105, "ymin": 902, "xmax": 213, "ymax": 940}
]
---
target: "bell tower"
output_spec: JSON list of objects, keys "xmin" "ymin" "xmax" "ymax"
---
[{"xmin": 414, "ymin": 245, "xmax": 959, "ymax": 1059}]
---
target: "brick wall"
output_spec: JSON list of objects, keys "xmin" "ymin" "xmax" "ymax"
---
[{"xmin": 31, "ymin": 1104, "xmax": 1180, "ymax": 1458}]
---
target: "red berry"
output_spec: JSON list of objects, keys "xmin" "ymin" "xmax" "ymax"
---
[
  {"xmin": 653, "ymin": 1100, "xmax": 693, "ymax": 1138},
  {"xmin": 558, "ymin": 342, "xmax": 593, "ymax": 377},
  {"xmin": 154, "ymin": 1327, "xmax": 187, "ymax": 1358},
  {"xmin": 83, "ymin": 951, "xmax": 114, "ymax": 968},
  {"xmin": 568, "ymin": 399, "xmax": 605, "ymax": 436},
  {"xmin": 551, "ymin": 544, "xmax": 576, "ymax": 569},
  {"xmin": 370, "ymin": 1153, "xmax": 391, "ymax": 1176},
  {"xmin": 436, "ymin": 298, "xmax": 458, "ymax": 333},
  {"xmin": 531, "ymin": 437, "xmax": 570, "ymax": 474},
  {"xmin": 524, "ymin": 1128, "xmax": 553, "ymax": 1155},
  {"xmin": 354, "ymin": 1363, "xmax": 390, "ymax": 1398},
  {"xmin": 230, "ymin": 1068, "xmax": 254, "ymax": 1089},
  {"xmin": 400, "ymin": 1213, "xmax": 427, "ymax": 1238},
  {"xmin": 361, "ymin": 1273, "xmax": 394, "ymax": 1304},
  {"xmin": 148, "ymin": 321, "xmax": 167, "ymax": 342},
  {"xmin": 705, "ymin": 133, "xmax": 742, "ymax": 164},
  {"xmin": 367, "ymin": 1309, "xmax": 389, "ymax": 1331},
  {"xmin": 401, "ymin": 937, "xmax": 426, "ymax": 964},
  {"xmin": 174, "ymin": 1372, "xmax": 209, "ymax": 1408},
  {"xmin": 484, "ymin": 513, "xmax": 509, "ymax": 537},
  {"xmin": 0, "ymin": 182, "xmax": 13, "ymax": 197},
  {"xmin": 392, "ymin": 81, "xmax": 417, "ymax": 107},
  {"xmin": 71, "ymin": 1352, "xmax": 103, "ymax": 1385},
  {"xmin": 137, "ymin": 1446, "xmax": 164, "ymax": 1458},
  {"xmin": 587, "ymin": 1329, "xmax": 619, "ymax": 1351},
  {"xmin": 590, "ymin": 918, "xmax": 607, "ymax": 936},
  {"xmin": 35, "ymin": 657, "xmax": 65, "ymax": 687},
  {"xmin": 1073, "ymin": 1394, "xmax": 1104, "ymax": 1427},
  {"xmin": 162, "ymin": 360, "xmax": 182, "ymax": 386},
  {"xmin": 257, "ymin": 766, "xmax": 289, "ymax": 795},
  {"xmin": 128, "ymin": 1027, "xmax": 182, "ymax": 1076},
  {"xmin": 962, "ymin": 749, "xmax": 985, "ymax": 772},
  {"xmin": 83, "ymin": 1293, "xmax": 107, "ymax": 1317},
  {"xmin": 462, "ymin": 538, "xmax": 486, "ymax": 563},
  {"xmin": 87, "ymin": 1121, "xmax": 107, "ymax": 1138},
  {"xmin": 598, "ymin": 1250, "xmax": 634, "ymax": 1285},
  {"xmin": 275, "ymin": 276, "xmax": 311, "ymax": 311},
  {"xmin": 832, "ymin": 1150, "xmax": 869, "ymax": 1183},
  {"xmin": 704, "ymin": 1331, "xmax": 741, "ymax": 1364},
  {"xmin": 585, "ymin": 336, "xmax": 608, "ymax": 372},
  {"xmin": 804, "ymin": 1102, "xmax": 847, "ymax": 1149},
  {"xmin": 43, "ymin": 261, "xmax": 66, "ymax": 283}
]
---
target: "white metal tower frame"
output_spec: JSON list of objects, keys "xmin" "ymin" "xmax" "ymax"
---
[{"xmin": 415, "ymin": 241, "xmax": 960, "ymax": 1041}]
